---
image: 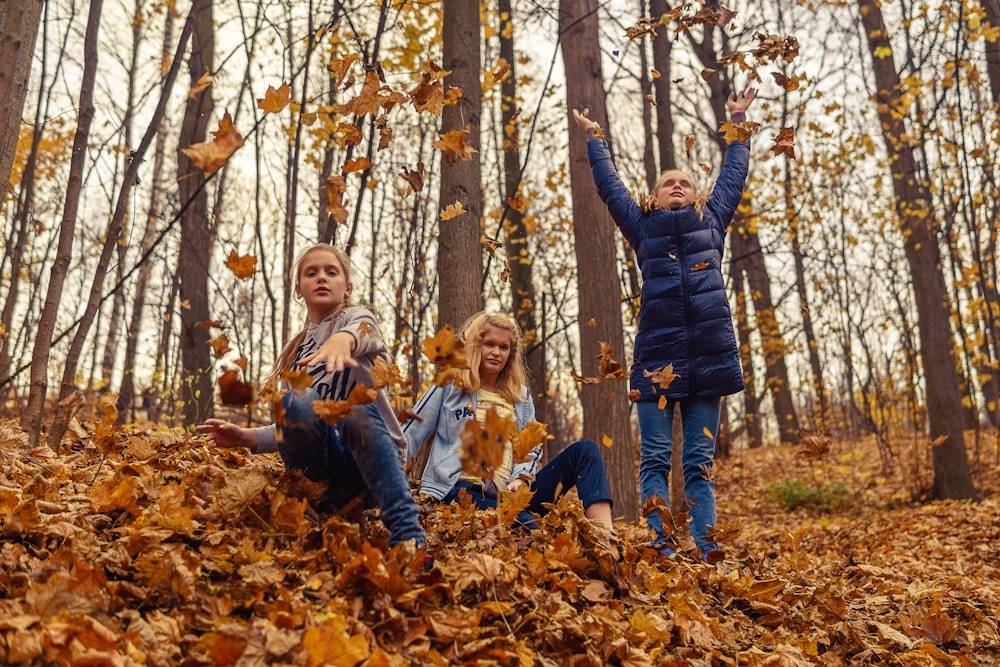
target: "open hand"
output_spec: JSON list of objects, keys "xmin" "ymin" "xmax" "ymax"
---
[
  {"xmin": 727, "ymin": 88, "xmax": 757, "ymax": 114},
  {"xmin": 197, "ymin": 419, "xmax": 255, "ymax": 449},
  {"xmin": 572, "ymin": 108, "xmax": 599, "ymax": 132},
  {"xmin": 296, "ymin": 331, "xmax": 359, "ymax": 374}
]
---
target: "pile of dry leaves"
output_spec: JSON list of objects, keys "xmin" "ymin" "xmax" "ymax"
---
[{"xmin": 0, "ymin": 415, "xmax": 997, "ymax": 665}]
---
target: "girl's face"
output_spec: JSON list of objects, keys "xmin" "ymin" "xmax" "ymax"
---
[
  {"xmin": 478, "ymin": 326, "xmax": 514, "ymax": 384},
  {"xmin": 296, "ymin": 249, "xmax": 352, "ymax": 322},
  {"xmin": 655, "ymin": 170, "xmax": 696, "ymax": 210}
]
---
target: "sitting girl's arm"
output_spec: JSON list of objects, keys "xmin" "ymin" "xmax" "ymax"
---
[{"xmin": 197, "ymin": 418, "xmax": 258, "ymax": 449}]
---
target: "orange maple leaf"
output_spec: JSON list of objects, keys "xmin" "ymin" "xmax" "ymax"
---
[
  {"xmin": 644, "ymin": 364, "xmax": 680, "ymax": 391},
  {"xmin": 512, "ymin": 420, "xmax": 548, "ymax": 464},
  {"xmin": 434, "ymin": 126, "xmax": 478, "ymax": 163},
  {"xmin": 460, "ymin": 406, "xmax": 516, "ymax": 478},
  {"xmin": 280, "ymin": 369, "xmax": 314, "ymax": 392},
  {"xmin": 257, "ymin": 82, "xmax": 292, "ymax": 113},
  {"xmin": 421, "ymin": 326, "xmax": 467, "ymax": 386},
  {"xmin": 206, "ymin": 334, "xmax": 231, "ymax": 358},
  {"xmin": 342, "ymin": 157, "xmax": 371, "ymax": 174},
  {"xmin": 225, "ymin": 250, "xmax": 257, "ymax": 280},
  {"xmin": 327, "ymin": 54, "xmax": 359, "ymax": 89},
  {"xmin": 410, "ymin": 62, "xmax": 450, "ymax": 115},
  {"xmin": 181, "ymin": 111, "xmax": 245, "ymax": 175},
  {"xmin": 772, "ymin": 71, "xmax": 800, "ymax": 91}
]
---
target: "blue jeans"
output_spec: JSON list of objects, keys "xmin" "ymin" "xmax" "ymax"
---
[
  {"xmin": 637, "ymin": 397, "xmax": 720, "ymax": 554},
  {"xmin": 442, "ymin": 439, "xmax": 613, "ymax": 528},
  {"xmin": 279, "ymin": 388, "xmax": 426, "ymax": 547}
]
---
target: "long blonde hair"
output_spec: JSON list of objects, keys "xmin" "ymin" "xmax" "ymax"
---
[
  {"xmin": 266, "ymin": 244, "xmax": 354, "ymax": 383},
  {"xmin": 457, "ymin": 311, "xmax": 528, "ymax": 403}
]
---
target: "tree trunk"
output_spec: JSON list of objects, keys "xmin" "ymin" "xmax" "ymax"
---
[
  {"xmin": 982, "ymin": 0, "xmax": 1000, "ymax": 104},
  {"xmin": 26, "ymin": 0, "xmax": 103, "ymax": 447},
  {"xmin": 648, "ymin": 0, "xmax": 676, "ymax": 171},
  {"xmin": 559, "ymin": 0, "xmax": 638, "ymax": 522},
  {"xmin": 44, "ymin": 4, "xmax": 193, "ymax": 445},
  {"xmin": 732, "ymin": 267, "xmax": 762, "ymax": 448},
  {"xmin": 497, "ymin": 0, "xmax": 547, "ymax": 431},
  {"xmin": 436, "ymin": 0, "xmax": 483, "ymax": 328},
  {"xmin": 858, "ymin": 0, "xmax": 976, "ymax": 499},
  {"xmin": 177, "ymin": 0, "xmax": 216, "ymax": 425},
  {"xmin": 0, "ymin": 0, "xmax": 44, "ymax": 197}
]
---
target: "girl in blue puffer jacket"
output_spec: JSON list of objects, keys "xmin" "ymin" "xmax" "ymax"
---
[{"xmin": 572, "ymin": 88, "xmax": 756, "ymax": 561}]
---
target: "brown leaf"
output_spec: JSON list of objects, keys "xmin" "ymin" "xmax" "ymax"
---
[
  {"xmin": 257, "ymin": 82, "xmax": 292, "ymax": 113},
  {"xmin": 181, "ymin": 111, "xmax": 245, "ymax": 175},
  {"xmin": 771, "ymin": 127, "xmax": 796, "ymax": 159},
  {"xmin": 219, "ymin": 369, "xmax": 255, "ymax": 406},
  {"xmin": 459, "ymin": 406, "xmax": 515, "ymax": 478},
  {"xmin": 206, "ymin": 334, "xmax": 231, "ymax": 358},
  {"xmin": 433, "ymin": 126, "xmax": 478, "ymax": 163}
]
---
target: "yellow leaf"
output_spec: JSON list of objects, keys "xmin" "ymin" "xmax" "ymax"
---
[
  {"xmin": 433, "ymin": 126, "xmax": 477, "ymax": 163},
  {"xmin": 874, "ymin": 45, "xmax": 892, "ymax": 59},
  {"xmin": 601, "ymin": 434, "xmax": 613, "ymax": 448},
  {"xmin": 441, "ymin": 201, "xmax": 466, "ymax": 221},
  {"xmin": 703, "ymin": 426, "xmax": 714, "ymax": 439}
]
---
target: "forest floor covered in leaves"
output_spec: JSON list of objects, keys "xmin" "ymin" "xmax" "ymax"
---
[{"xmin": 0, "ymin": 415, "xmax": 998, "ymax": 666}]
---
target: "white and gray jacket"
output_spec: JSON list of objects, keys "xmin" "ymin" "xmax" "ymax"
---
[{"xmin": 403, "ymin": 381, "xmax": 541, "ymax": 500}]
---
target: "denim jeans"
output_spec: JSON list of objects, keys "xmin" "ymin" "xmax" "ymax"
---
[
  {"xmin": 279, "ymin": 388, "xmax": 426, "ymax": 547},
  {"xmin": 637, "ymin": 397, "xmax": 721, "ymax": 554},
  {"xmin": 442, "ymin": 439, "xmax": 613, "ymax": 529}
]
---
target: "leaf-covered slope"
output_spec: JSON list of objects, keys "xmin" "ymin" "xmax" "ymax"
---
[{"xmin": 0, "ymin": 418, "xmax": 996, "ymax": 665}]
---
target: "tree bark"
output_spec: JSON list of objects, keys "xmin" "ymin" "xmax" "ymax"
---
[
  {"xmin": 648, "ymin": 0, "xmax": 676, "ymax": 171},
  {"xmin": 26, "ymin": 0, "xmax": 103, "ymax": 446},
  {"xmin": 436, "ymin": 0, "xmax": 484, "ymax": 328},
  {"xmin": 177, "ymin": 0, "xmax": 216, "ymax": 425},
  {"xmin": 0, "ymin": 0, "xmax": 44, "ymax": 197},
  {"xmin": 732, "ymin": 267, "xmax": 762, "ymax": 448},
  {"xmin": 982, "ymin": 0, "xmax": 1000, "ymax": 104},
  {"xmin": 858, "ymin": 0, "xmax": 976, "ymax": 499},
  {"xmin": 497, "ymin": 0, "xmax": 547, "ymax": 432},
  {"xmin": 560, "ymin": 0, "xmax": 638, "ymax": 522}
]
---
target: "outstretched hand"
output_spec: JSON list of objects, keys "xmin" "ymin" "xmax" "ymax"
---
[
  {"xmin": 197, "ymin": 418, "xmax": 255, "ymax": 449},
  {"xmin": 727, "ymin": 88, "xmax": 757, "ymax": 114},
  {"xmin": 572, "ymin": 108, "xmax": 598, "ymax": 132},
  {"xmin": 296, "ymin": 331, "xmax": 359, "ymax": 374}
]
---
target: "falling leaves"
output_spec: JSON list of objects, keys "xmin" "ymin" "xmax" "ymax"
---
[
  {"xmin": 181, "ymin": 111, "xmax": 245, "ymax": 176},
  {"xmin": 572, "ymin": 341, "xmax": 628, "ymax": 385},
  {"xmin": 440, "ymin": 201, "xmax": 466, "ymax": 221},
  {"xmin": 644, "ymin": 364, "xmax": 680, "ymax": 392},
  {"xmin": 324, "ymin": 175, "xmax": 349, "ymax": 225},
  {"xmin": 512, "ymin": 420, "xmax": 548, "ymax": 463},
  {"xmin": 421, "ymin": 325, "xmax": 468, "ymax": 386},
  {"xmin": 718, "ymin": 120, "xmax": 761, "ymax": 145},
  {"xmin": 798, "ymin": 429, "xmax": 831, "ymax": 459},
  {"xmin": 459, "ymin": 406, "xmax": 516, "ymax": 478},
  {"xmin": 400, "ymin": 162, "xmax": 424, "ymax": 193},
  {"xmin": 218, "ymin": 369, "xmax": 255, "ymax": 406},
  {"xmin": 188, "ymin": 68, "xmax": 213, "ymax": 99},
  {"xmin": 257, "ymin": 82, "xmax": 291, "ymax": 113},
  {"xmin": 771, "ymin": 127, "xmax": 796, "ymax": 159},
  {"xmin": 225, "ymin": 251, "xmax": 257, "ymax": 280},
  {"xmin": 433, "ymin": 126, "xmax": 478, "ymax": 163}
]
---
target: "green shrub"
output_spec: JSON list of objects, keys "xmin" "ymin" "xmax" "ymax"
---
[{"xmin": 766, "ymin": 478, "xmax": 852, "ymax": 513}]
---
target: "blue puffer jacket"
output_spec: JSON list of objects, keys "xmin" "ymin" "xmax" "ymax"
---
[{"xmin": 588, "ymin": 137, "xmax": 749, "ymax": 401}]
